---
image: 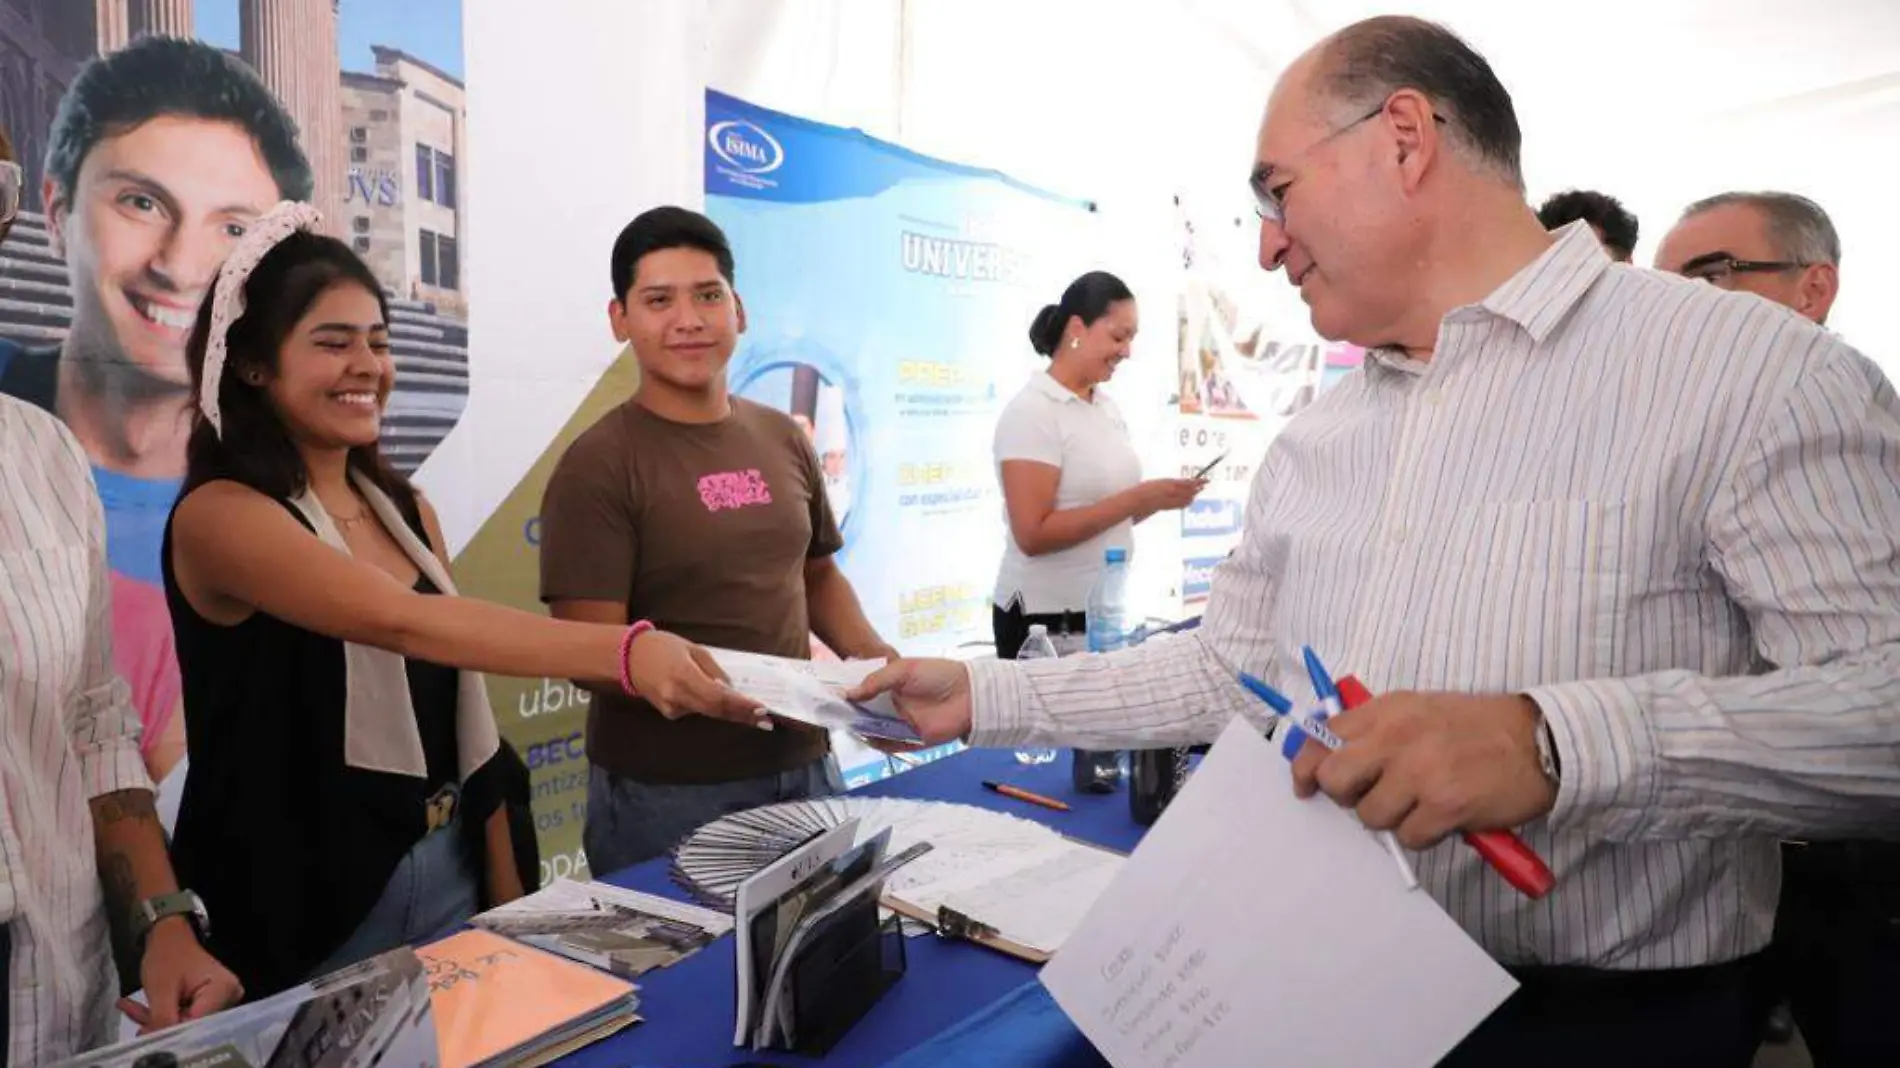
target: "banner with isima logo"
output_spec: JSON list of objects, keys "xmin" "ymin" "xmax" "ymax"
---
[{"xmin": 703, "ymin": 90, "xmax": 1096, "ymax": 781}]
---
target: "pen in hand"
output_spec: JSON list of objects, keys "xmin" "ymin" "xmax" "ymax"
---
[
  {"xmin": 1331, "ymin": 674, "xmax": 1555, "ymax": 899},
  {"xmin": 1232, "ymin": 668, "xmax": 1417, "ymax": 891}
]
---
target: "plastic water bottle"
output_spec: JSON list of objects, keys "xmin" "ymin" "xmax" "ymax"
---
[
  {"xmin": 1073, "ymin": 547, "xmax": 1131, "ymax": 793},
  {"xmin": 1012, "ymin": 625, "xmax": 1061, "ymax": 765}
]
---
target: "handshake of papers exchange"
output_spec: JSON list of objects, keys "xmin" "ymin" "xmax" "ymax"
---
[{"xmin": 707, "ymin": 647, "xmax": 923, "ymax": 744}]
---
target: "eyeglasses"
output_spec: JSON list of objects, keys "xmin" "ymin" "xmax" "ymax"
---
[
  {"xmin": 0, "ymin": 161, "xmax": 19, "ymax": 229},
  {"xmin": 1250, "ymin": 103, "xmax": 1447, "ymax": 226},
  {"xmin": 1680, "ymin": 256, "xmax": 1810, "ymax": 287}
]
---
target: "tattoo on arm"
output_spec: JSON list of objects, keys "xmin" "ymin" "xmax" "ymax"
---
[{"xmin": 93, "ymin": 788, "xmax": 159, "ymax": 828}]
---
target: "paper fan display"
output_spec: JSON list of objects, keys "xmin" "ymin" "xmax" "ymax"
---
[{"xmin": 670, "ymin": 796, "xmax": 1079, "ymax": 914}]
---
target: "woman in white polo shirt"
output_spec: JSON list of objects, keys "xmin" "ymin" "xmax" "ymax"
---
[{"xmin": 991, "ymin": 271, "xmax": 1204, "ymax": 658}]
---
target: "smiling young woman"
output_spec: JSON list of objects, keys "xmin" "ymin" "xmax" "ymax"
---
[{"xmin": 160, "ymin": 210, "xmax": 768, "ymax": 998}]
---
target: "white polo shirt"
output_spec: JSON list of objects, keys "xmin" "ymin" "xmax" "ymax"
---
[{"xmin": 991, "ymin": 371, "xmax": 1144, "ymax": 614}]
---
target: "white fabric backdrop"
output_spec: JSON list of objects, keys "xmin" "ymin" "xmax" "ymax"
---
[{"xmin": 711, "ymin": 0, "xmax": 1899, "ymax": 373}]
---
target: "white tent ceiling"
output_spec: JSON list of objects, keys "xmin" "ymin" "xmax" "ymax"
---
[{"xmin": 708, "ymin": 0, "xmax": 1900, "ymax": 361}]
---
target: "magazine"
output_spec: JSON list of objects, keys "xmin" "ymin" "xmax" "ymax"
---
[
  {"xmin": 471, "ymin": 878, "xmax": 733, "ymax": 978},
  {"xmin": 51, "ymin": 949, "xmax": 437, "ymax": 1068}
]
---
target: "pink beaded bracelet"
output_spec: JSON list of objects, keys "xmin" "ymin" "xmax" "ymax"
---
[{"xmin": 617, "ymin": 620, "xmax": 656, "ymax": 697}]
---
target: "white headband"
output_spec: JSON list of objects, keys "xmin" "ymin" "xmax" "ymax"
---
[{"xmin": 199, "ymin": 201, "xmax": 326, "ymax": 438}]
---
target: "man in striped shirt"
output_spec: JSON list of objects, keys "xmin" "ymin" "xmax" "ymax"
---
[
  {"xmin": 1659, "ymin": 192, "xmax": 1898, "ymax": 1067},
  {"xmin": 856, "ymin": 16, "xmax": 1900, "ymax": 1067},
  {"xmin": 1, "ymin": 134, "xmax": 241, "ymax": 1064}
]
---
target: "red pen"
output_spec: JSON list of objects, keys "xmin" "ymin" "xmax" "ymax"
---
[{"xmin": 1336, "ymin": 675, "xmax": 1557, "ymax": 900}]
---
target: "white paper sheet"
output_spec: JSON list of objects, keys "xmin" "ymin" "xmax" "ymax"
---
[{"xmin": 1040, "ymin": 717, "xmax": 1518, "ymax": 1068}]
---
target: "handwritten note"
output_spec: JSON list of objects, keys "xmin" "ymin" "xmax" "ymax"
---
[{"xmin": 1040, "ymin": 717, "xmax": 1517, "ymax": 1068}]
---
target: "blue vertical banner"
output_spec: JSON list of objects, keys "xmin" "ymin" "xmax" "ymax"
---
[{"xmin": 705, "ymin": 91, "xmax": 1094, "ymax": 660}]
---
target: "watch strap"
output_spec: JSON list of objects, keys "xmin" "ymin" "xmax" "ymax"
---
[{"xmin": 135, "ymin": 890, "xmax": 208, "ymax": 947}]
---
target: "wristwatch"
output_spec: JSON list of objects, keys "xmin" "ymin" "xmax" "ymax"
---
[
  {"xmin": 1531, "ymin": 711, "xmax": 1562, "ymax": 785},
  {"xmin": 132, "ymin": 890, "xmax": 210, "ymax": 950}
]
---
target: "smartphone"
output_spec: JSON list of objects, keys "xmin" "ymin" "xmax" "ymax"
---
[{"xmin": 1192, "ymin": 452, "xmax": 1228, "ymax": 481}]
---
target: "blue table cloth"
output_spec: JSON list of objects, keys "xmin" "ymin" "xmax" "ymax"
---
[{"xmin": 553, "ymin": 748, "xmax": 1143, "ymax": 1067}]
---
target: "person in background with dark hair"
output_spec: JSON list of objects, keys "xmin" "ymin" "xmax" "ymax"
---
[
  {"xmin": 991, "ymin": 271, "xmax": 1204, "ymax": 657},
  {"xmin": 0, "ymin": 122, "xmax": 243, "ymax": 1064},
  {"xmin": 164, "ymin": 206, "xmax": 765, "ymax": 998},
  {"xmin": 538, "ymin": 206, "xmax": 897, "ymax": 876},
  {"xmin": 0, "ymin": 36, "xmax": 317, "ymax": 800},
  {"xmin": 1658, "ymin": 191, "xmax": 1894, "ymax": 1068},
  {"xmin": 855, "ymin": 16, "xmax": 1900, "ymax": 1066},
  {"xmin": 1536, "ymin": 189, "xmax": 1639, "ymax": 262}
]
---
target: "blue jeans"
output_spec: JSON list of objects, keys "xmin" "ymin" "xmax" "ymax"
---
[
  {"xmin": 583, "ymin": 757, "xmax": 844, "ymax": 878},
  {"xmin": 311, "ymin": 818, "xmax": 479, "ymax": 977}
]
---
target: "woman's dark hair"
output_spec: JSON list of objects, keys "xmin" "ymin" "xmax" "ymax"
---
[
  {"xmin": 1027, "ymin": 271, "xmax": 1134, "ymax": 357},
  {"xmin": 182, "ymin": 230, "xmax": 413, "ymax": 512}
]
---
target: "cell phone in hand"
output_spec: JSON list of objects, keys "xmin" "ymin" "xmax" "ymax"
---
[{"xmin": 1192, "ymin": 452, "xmax": 1228, "ymax": 481}]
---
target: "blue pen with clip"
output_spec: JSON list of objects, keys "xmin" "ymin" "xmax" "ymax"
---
[{"xmin": 1230, "ymin": 665, "xmax": 1419, "ymax": 891}]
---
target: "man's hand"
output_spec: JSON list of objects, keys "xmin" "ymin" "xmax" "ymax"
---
[
  {"xmin": 1289, "ymin": 691, "xmax": 1557, "ymax": 851},
  {"xmin": 627, "ymin": 631, "xmax": 770, "ymax": 728},
  {"xmin": 122, "ymin": 918, "xmax": 243, "ymax": 1033},
  {"xmin": 847, "ymin": 658, "xmax": 973, "ymax": 745}
]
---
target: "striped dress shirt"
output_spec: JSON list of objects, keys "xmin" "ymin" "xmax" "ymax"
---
[
  {"xmin": 0, "ymin": 395, "xmax": 151, "ymax": 1062},
  {"xmin": 970, "ymin": 222, "xmax": 1900, "ymax": 970}
]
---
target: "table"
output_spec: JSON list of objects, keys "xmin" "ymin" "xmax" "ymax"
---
[{"xmin": 554, "ymin": 747, "xmax": 1147, "ymax": 1067}]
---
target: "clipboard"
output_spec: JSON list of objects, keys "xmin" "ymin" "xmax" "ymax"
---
[
  {"xmin": 881, "ymin": 897, "xmax": 1053, "ymax": 963},
  {"xmin": 880, "ymin": 833, "xmax": 1128, "ymax": 964}
]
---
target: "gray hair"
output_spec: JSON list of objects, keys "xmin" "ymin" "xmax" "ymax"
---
[
  {"xmin": 1314, "ymin": 16, "xmax": 1525, "ymax": 189},
  {"xmin": 1681, "ymin": 191, "xmax": 1840, "ymax": 266}
]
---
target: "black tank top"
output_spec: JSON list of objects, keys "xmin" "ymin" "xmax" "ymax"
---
[{"xmin": 162, "ymin": 488, "xmax": 501, "ymax": 999}]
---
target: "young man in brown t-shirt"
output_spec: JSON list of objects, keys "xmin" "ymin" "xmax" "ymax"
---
[{"xmin": 539, "ymin": 206, "xmax": 898, "ymax": 875}]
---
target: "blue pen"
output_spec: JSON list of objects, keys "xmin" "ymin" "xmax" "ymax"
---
[
  {"xmin": 1234, "ymin": 672, "xmax": 1344, "ymax": 751},
  {"xmin": 1303, "ymin": 646, "xmax": 1344, "ymax": 718},
  {"xmin": 1231, "ymin": 660, "xmax": 1418, "ymax": 891},
  {"xmin": 1295, "ymin": 646, "xmax": 1344, "ymax": 757}
]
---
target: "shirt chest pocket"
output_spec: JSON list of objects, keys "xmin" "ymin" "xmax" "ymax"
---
[
  {"xmin": 0, "ymin": 546, "xmax": 92, "ymax": 696},
  {"xmin": 1411, "ymin": 500, "xmax": 1630, "ymax": 689}
]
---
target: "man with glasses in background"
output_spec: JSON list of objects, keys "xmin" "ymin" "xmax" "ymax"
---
[
  {"xmin": 1658, "ymin": 191, "xmax": 1896, "ymax": 1068},
  {"xmin": 1654, "ymin": 191, "xmax": 1840, "ymax": 321}
]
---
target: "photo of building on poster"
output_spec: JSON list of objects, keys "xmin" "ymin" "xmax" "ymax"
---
[{"xmin": 0, "ymin": 0, "xmax": 469, "ymax": 819}]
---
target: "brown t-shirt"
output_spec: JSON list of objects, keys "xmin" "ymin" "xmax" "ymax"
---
[{"xmin": 539, "ymin": 397, "xmax": 844, "ymax": 784}]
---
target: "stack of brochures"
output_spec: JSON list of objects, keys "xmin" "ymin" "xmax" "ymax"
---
[
  {"xmin": 417, "ymin": 929, "xmax": 642, "ymax": 1068},
  {"xmin": 59, "ymin": 934, "xmax": 642, "ymax": 1068},
  {"xmin": 51, "ymin": 948, "xmax": 438, "ymax": 1068},
  {"xmin": 471, "ymin": 876, "xmax": 734, "ymax": 978},
  {"xmin": 732, "ymin": 817, "xmax": 932, "ymax": 1052}
]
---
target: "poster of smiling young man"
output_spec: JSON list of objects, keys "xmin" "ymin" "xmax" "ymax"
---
[{"xmin": 0, "ymin": 1, "xmax": 470, "ymax": 823}]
